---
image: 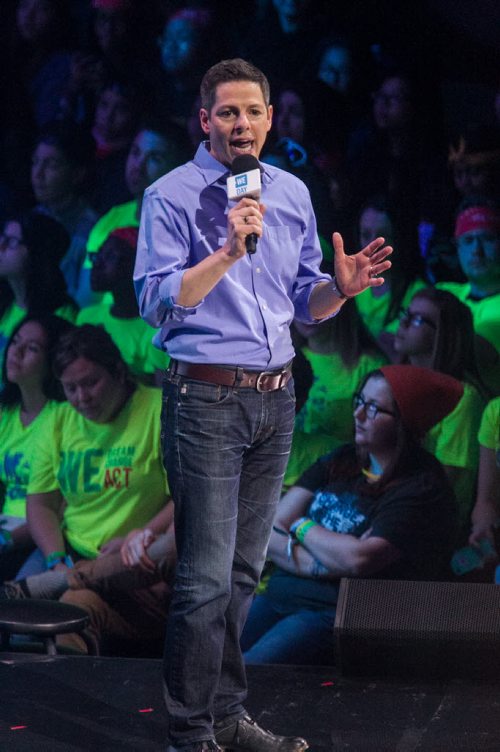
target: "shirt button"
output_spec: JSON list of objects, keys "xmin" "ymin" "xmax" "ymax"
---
[
  {"xmin": 256, "ymin": 267, "xmax": 261, "ymax": 273},
  {"xmin": 262, "ymin": 303, "xmax": 267, "ymax": 310}
]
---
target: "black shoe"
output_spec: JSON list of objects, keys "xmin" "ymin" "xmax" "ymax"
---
[
  {"xmin": 166, "ymin": 741, "xmax": 222, "ymax": 751},
  {"xmin": 0, "ymin": 581, "xmax": 29, "ymax": 600},
  {"xmin": 214, "ymin": 714, "xmax": 309, "ymax": 751}
]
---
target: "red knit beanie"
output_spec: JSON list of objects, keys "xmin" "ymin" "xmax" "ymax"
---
[{"xmin": 379, "ymin": 365, "xmax": 464, "ymax": 437}]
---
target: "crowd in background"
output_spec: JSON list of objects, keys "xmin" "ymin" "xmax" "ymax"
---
[{"xmin": 0, "ymin": 0, "xmax": 499, "ymax": 660}]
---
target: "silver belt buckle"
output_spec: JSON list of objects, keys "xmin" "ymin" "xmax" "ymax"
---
[{"xmin": 255, "ymin": 371, "xmax": 269, "ymax": 392}]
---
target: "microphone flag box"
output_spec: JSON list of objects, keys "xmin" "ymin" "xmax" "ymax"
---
[{"xmin": 227, "ymin": 168, "xmax": 261, "ymax": 201}]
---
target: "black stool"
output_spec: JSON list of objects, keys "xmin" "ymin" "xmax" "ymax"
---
[{"xmin": 0, "ymin": 599, "xmax": 98, "ymax": 655}]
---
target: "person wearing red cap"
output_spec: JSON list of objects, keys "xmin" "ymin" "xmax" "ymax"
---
[
  {"xmin": 437, "ymin": 200, "xmax": 500, "ymax": 394},
  {"xmin": 77, "ymin": 226, "xmax": 167, "ymax": 384},
  {"xmin": 241, "ymin": 365, "xmax": 461, "ymax": 665}
]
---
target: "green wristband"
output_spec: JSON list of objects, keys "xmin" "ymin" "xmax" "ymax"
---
[
  {"xmin": 294, "ymin": 518, "xmax": 317, "ymax": 543},
  {"xmin": 45, "ymin": 550, "xmax": 67, "ymax": 567}
]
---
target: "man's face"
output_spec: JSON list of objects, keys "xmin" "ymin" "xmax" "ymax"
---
[
  {"xmin": 200, "ymin": 80, "xmax": 272, "ymax": 167},
  {"xmin": 457, "ymin": 229, "xmax": 500, "ymax": 284}
]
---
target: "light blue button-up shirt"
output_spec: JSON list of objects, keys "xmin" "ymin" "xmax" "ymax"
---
[{"xmin": 134, "ymin": 142, "xmax": 332, "ymax": 369}]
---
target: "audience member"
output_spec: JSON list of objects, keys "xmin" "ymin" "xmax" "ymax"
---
[
  {"xmin": 90, "ymin": 76, "xmax": 145, "ymax": 214},
  {"xmin": 77, "ymin": 226, "xmax": 167, "ymax": 383},
  {"xmin": 353, "ymin": 196, "xmax": 427, "ymax": 349},
  {"xmin": 346, "ymin": 71, "xmax": 440, "ymax": 223},
  {"xmin": 437, "ymin": 200, "xmax": 500, "ymax": 394},
  {"xmin": 0, "ymin": 314, "xmax": 73, "ymax": 580},
  {"xmin": 1, "ymin": 511, "xmax": 176, "ymax": 655},
  {"xmin": 83, "ymin": 120, "xmax": 191, "ymax": 303},
  {"xmin": 31, "ymin": 122, "xmax": 99, "ymax": 307},
  {"xmin": 0, "ymin": 211, "xmax": 77, "ymax": 374},
  {"xmin": 469, "ymin": 397, "xmax": 500, "ymax": 559},
  {"xmin": 393, "ymin": 287, "xmax": 486, "ymax": 528},
  {"xmin": 286, "ymin": 301, "xmax": 387, "ymax": 486},
  {"xmin": 14, "ymin": 324, "xmax": 169, "ymax": 579},
  {"xmin": 241, "ymin": 365, "xmax": 462, "ymax": 665},
  {"xmin": 153, "ymin": 6, "xmax": 221, "ymax": 128}
]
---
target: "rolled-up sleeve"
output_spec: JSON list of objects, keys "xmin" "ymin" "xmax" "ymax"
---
[{"xmin": 134, "ymin": 186, "xmax": 202, "ymax": 328}]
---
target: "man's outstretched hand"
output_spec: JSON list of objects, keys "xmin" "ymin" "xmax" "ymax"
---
[{"xmin": 333, "ymin": 232, "xmax": 393, "ymax": 298}]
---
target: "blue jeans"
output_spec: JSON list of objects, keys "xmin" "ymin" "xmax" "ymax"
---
[
  {"xmin": 161, "ymin": 373, "xmax": 295, "ymax": 746},
  {"xmin": 241, "ymin": 593, "xmax": 336, "ymax": 665}
]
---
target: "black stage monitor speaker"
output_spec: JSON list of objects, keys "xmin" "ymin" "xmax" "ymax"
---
[{"xmin": 334, "ymin": 578, "xmax": 500, "ymax": 680}]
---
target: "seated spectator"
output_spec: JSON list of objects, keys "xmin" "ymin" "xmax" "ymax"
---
[
  {"xmin": 90, "ymin": 76, "xmax": 144, "ymax": 214},
  {"xmin": 82, "ymin": 120, "xmax": 190, "ymax": 307},
  {"xmin": 5, "ymin": 0, "xmax": 77, "ymax": 129},
  {"xmin": 353, "ymin": 196, "xmax": 427, "ymax": 349},
  {"xmin": 469, "ymin": 397, "xmax": 500, "ymax": 562},
  {"xmin": 14, "ymin": 324, "xmax": 169, "ymax": 579},
  {"xmin": 0, "ymin": 314, "xmax": 73, "ymax": 580},
  {"xmin": 437, "ymin": 200, "xmax": 500, "ymax": 394},
  {"xmin": 241, "ymin": 365, "xmax": 462, "ymax": 665},
  {"xmin": 286, "ymin": 300, "xmax": 387, "ymax": 486},
  {"xmin": 346, "ymin": 68, "xmax": 443, "ymax": 221},
  {"xmin": 31, "ymin": 121, "xmax": 99, "ymax": 307},
  {"xmin": 153, "ymin": 6, "xmax": 221, "ymax": 129},
  {"xmin": 425, "ymin": 127, "xmax": 500, "ymax": 284},
  {"xmin": 77, "ymin": 227, "xmax": 167, "ymax": 384},
  {"xmin": 0, "ymin": 211, "xmax": 77, "ymax": 374},
  {"xmin": 393, "ymin": 288, "xmax": 486, "ymax": 528},
  {"xmin": 262, "ymin": 84, "xmax": 335, "ymax": 240},
  {"xmin": 1, "ymin": 514, "xmax": 176, "ymax": 655}
]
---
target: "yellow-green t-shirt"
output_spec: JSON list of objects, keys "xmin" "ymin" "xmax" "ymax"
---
[
  {"xmin": 295, "ymin": 347, "xmax": 388, "ymax": 441},
  {"xmin": 355, "ymin": 279, "xmax": 428, "ymax": 338},
  {"xmin": 84, "ymin": 200, "xmax": 139, "ymax": 265},
  {"xmin": 0, "ymin": 401, "xmax": 61, "ymax": 518},
  {"xmin": 27, "ymin": 384, "xmax": 168, "ymax": 558},
  {"xmin": 436, "ymin": 282, "xmax": 500, "ymax": 395},
  {"xmin": 436, "ymin": 283, "xmax": 500, "ymax": 352},
  {"xmin": 76, "ymin": 304, "xmax": 168, "ymax": 377},
  {"xmin": 478, "ymin": 397, "xmax": 500, "ymax": 451},
  {"xmin": 424, "ymin": 382, "xmax": 484, "ymax": 525}
]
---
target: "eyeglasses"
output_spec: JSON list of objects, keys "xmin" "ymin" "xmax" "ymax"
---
[
  {"xmin": 0, "ymin": 233, "xmax": 24, "ymax": 250},
  {"xmin": 398, "ymin": 307, "xmax": 437, "ymax": 329},
  {"xmin": 353, "ymin": 393, "xmax": 396, "ymax": 420}
]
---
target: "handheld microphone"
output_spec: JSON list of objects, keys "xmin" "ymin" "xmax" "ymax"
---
[{"xmin": 227, "ymin": 155, "xmax": 261, "ymax": 254}]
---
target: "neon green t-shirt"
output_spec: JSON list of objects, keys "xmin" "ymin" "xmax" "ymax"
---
[
  {"xmin": 0, "ymin": 401, "xmax": 61, "ymax": 518},
  {"xmin": 478, "ymin": 397, "xmax": 500, "ymax": 451},
  {"xmin": 436, "ymin": 282, "xmax": 500, "ymax": 395},
  {"xmin": 76, "ymin": 304, "xmax": 168, "ymax": 377},
  {"xmin": 436, "ymin": 283, "xmax": 500, "ymax": 352},
  {"xmin": 424, "ymin": 382, "xmax": 484, "ymax": 525},
  {"xmin": 295, "ymin": 347, "xmax": 388, "ymax": 441},
  {"xmin": 355, "ymin": 279, "xmax": 428, "ymax": 338},
  {"xmin": 84, "ymin": 200, "xmax": 139, "ymax": 265},
  {"xmin": 27, "ymin": 384, "xmax": 168, "ymax": 558}
]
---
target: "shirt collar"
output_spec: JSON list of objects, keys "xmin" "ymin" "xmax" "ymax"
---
[{"xmin": 194, "ymin": 141, "xmax": 274, "ymax": 188}]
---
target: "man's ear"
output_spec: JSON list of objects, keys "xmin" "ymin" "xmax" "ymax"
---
[{"xmin": 200, "ymin": 108, "xmax": 210, "ymax": 135}]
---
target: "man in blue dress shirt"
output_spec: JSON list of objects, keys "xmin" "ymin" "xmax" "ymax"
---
[{"xmin": 134, "ymin": 58, "xmax": 392, "ymax": 752}]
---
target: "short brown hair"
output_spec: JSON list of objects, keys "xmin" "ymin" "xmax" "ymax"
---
[{"xmin": 200, "ymin": 58, "xmax": 271, "ymax": 112}]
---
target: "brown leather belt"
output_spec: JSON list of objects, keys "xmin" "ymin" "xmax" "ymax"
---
[{"xmin": 169, "ymin": 360, "xmax": 292, "ymax": 392}]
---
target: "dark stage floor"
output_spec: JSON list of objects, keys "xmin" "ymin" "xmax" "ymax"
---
[{"xmin": 1, "ymin": 654, "xmax": 500, "ymax": 751}]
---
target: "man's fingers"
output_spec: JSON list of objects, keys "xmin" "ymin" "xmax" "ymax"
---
[{"xmin": 332, "ymin": 231, "xmax": 345, "ymax": 256}]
